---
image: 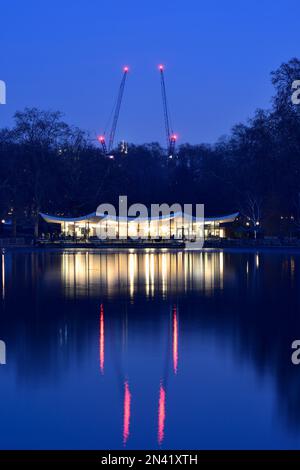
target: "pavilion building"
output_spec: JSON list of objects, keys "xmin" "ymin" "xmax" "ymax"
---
[{"xmin": 40, "ymin": 211, "xmax": 238, "ymax": 241}]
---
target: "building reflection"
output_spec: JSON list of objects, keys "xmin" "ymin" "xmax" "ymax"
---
[{"xmin": 61, "ymin": 250, "xmax": 227, "ymax": 298}]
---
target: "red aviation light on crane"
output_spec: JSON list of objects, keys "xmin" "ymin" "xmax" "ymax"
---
[
  {"xmin": 171, "ymin": 134, "xmax": 178, "ymax": 141},
  {"xmin": 123, "ymin": 66, "xmax": 129, "ymax": 73},
  {"xmin": 158, "ymin": 64, "xmax": 164, "ymax": 71},
  {"xmin": 98, "ymin": 135, "xmax": 105, "ymax": 143}
]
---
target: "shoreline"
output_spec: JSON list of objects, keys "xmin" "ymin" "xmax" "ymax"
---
[
  {"xmin": 2, "ymin": 244, "xmax": 300, "ymax": 255},
  {"xmin": 2, "ymin": 237, "xmax": 300, "ymax": 253}
]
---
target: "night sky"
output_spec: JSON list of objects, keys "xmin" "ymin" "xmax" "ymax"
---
[{"xmin": 1, "ymin": 0, "xmax": 300, "ymax": 145}]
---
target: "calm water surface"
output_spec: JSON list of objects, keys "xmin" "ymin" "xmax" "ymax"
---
[{"xmin": 0, "ymin": 249, "xmax": 300, "ymax": 449}]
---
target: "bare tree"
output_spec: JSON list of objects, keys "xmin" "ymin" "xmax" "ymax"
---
[{"xmin": 240, "ymin": 192, "xmax": 262, "ymax": 239}]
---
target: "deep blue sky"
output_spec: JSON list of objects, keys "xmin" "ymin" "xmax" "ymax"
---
[{"xmin": 1, "ymin": 0, "xmax": 300, "ymax": 145}]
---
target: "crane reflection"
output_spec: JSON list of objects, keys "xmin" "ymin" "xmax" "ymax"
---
[
  {"xmin": 102, "ymin": 302, "xmax": 180, "ymax": 447},
  {"xmin": 2, "ymin": 252, "xmax": 5, "ymax": 300},
  {"xmin": 173, "ymin": 305, "xmax": 178, "ymax": 375},
  {"xmin": 158, "ymin": 382, "xmax": 166, "ymax": 446},
  {"xmin": 123, "ymin": 380, "xmax": 131, "ymax": 446},
  {"xmin": 99, "ymin": 304, "xmax": 105, "ymax": 374}
]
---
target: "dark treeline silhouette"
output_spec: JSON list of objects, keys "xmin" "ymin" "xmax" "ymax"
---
[{"xmin": 1, "ymin": 58, "xmax": 300, "ymax": 237}]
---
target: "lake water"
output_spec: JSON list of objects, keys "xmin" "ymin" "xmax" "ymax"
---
[{"xmin": 0, "ymin": 249, "xmax": 300, "ymax": 449}]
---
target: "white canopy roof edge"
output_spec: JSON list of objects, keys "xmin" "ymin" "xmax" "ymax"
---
[{"xmin": 40, "ymin": 211, "xmax": 239, "ymax": 225}]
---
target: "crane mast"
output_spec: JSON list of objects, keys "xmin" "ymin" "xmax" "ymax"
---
[
  {"xmin": 98, "ymin": 66, "xmax": 129, "ymax": 156},
  {"xmin": 108, "ymin": 67, "xmax": 128, "ymax": 153},
  {"xmin": 98, "ymin": 135, "xmax": 107, "ymax": 155},
  {"xmin": 159, "ymin": 65, "xmax": 177, "ymax": 158},
  {"xmin": 99, "ymin": 65, "xmax": 177, "ymax": 156}
]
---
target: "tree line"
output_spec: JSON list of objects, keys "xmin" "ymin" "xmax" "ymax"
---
[{"xmin": 1, "ymin": 58, "xmax": 300, "ymax": 237}]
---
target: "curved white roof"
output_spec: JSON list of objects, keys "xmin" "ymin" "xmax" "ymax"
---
[{"xmin": 40, "ymin": 211, "xmax": 239, "ymax": 225}]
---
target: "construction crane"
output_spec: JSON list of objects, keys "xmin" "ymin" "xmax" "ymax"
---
[
  {"xmin": 159, "ymin": 64, "xmax": 177, "ymax": 158},
  {"xmin": 98, "ymin": 66, "xmax": 129, "ymax": 156}
]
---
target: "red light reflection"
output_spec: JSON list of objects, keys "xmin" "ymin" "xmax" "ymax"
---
[
  {"xmin": 173, "ymin": 305, "xmax": 178, "ymax": 374},
  {"xmin": 99, "ymin": 304, "xmax": 105, "ymax": 374},
  {"xmin": 158, "ymin": 383, "xmax": 166, "ymax": 445},
  {"xmin": 123, "ymin": 381, "xmax": 131, "ymax": 446}
]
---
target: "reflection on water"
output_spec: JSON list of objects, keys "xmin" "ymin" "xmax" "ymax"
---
[
  {"xmin": 158, "ymin": 382, "xmax": 166, "ymax": 446},
  {"xmin": 99, "ymin": 304, "xmax": 105, "ymax": 375},
  {"xmin": 123, "ymin": 381, "xmax": 131, "ymax": 446},
  {"xmin": 1, "ymin": 249, "xmax": 300, "ymax": 449},
  {"xmin": 61, "ymin": 250, "xmax": 226, "ymax": 298},
  {"xmin": 1, "ymin": 253, "xmax": 5, "ymax": 300},
  {"xmin": 172, "ymin": 306, "xmax": 178, "ymax": 375}
]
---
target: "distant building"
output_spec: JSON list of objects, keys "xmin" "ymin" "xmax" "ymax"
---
[{"xmin": 40, "ymin": 211, "xmax": 238, "ymax": 241}]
